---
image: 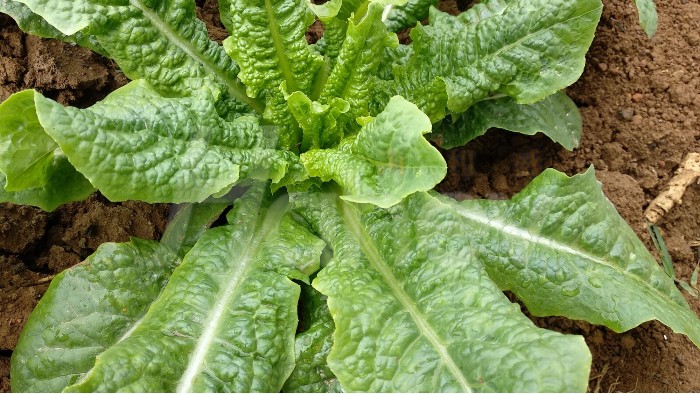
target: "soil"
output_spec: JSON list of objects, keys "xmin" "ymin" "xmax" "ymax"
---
[{"xmin": 1, "ymin": 0, "xmax": 699, "ymax": 392}]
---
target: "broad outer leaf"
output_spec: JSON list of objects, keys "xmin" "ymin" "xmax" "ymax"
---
[
  {"xmin": 11, "ymin": 239, "xmax": 180, "ymax": 392},
  {"xmin": 293, "ymin": 189, "xmax": 590, "ymax": 392},
  {"xmin": 634, "ymin": 0, "xmax": 658, "ymax": 37},
  {"xmin": 444, "ymin": 168, "xmax": 700, "ymax": 346},
  {"xmin": 301, "ymin": 96, "xmax": 446, "ymax": 208},
  {"xmin": 282, "ymin": 284, "xmax": 341, "ymax": 393},
  {"xmin": 31, "ymin": 81, "xmax": 295, "ymax": 203},
  {"xmin": 433, "ymin": 92, "xmax": 582, "ymax": 150},
  {"xmin": 66, "ymin": 187, "xmax": 325, "ymax": 392},
  {"xmin": 13, "ymin": 0, "xmax": 258, "ymax": 111},
  {"xmin": 374, "ymin": 0, "xmax": 602, "ymax": 122}
]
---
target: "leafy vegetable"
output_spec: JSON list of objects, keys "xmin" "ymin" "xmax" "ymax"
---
[{"xmin": 2, "ymin": 0, "xmax": 695, "ymax": 392}]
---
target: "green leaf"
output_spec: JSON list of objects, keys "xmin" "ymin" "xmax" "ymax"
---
[
  {"xmin": 293, "ymin": 188, "xmax": 591, "ymax": 392},
  {"xmin": 13, "ymin": 0, "xmax": 259, "ymax": 112},
  {"xmin": 11, "ymin": 239, "xmax": 181, "ymax": 392},
  {"xmin": 374, "ymin": 0, "xmax": 602, "ymax": 122},
  {"xmin": 0, "ymin": 154, "xmax": 95, "ymax": 211},
  {"xmin": 443, "ymin": 168, "xmax": 700, "ymax": 346},
  {"xmin": 220, "ymin": 0, "xmax": 325, "ymax": 147},
  {"xmin": 286, "ymin": 92, "xmax": 350, "ymax": 151},
  {"xmin": 301, "ymin": 96, "xmax": 446, "ymax": 208},
  {"xmin": 0, "ymin": 90, "xmax": 59, "ymax": 191},
  {"xmin": 220, "ymin": 0, "xmax": 323, "ymax": 98},
  {"xmin": 433, "ymin": 92, "xmax": 582, "ymax": 150},
  {"xmin": 30, "ymin": 81, "xmax": 297, "ymax": 203},
  {"xmin": 282, "ymin": 284, "xmax": 341, "ymax": 393},
  {"xmin": 64, "ymin": 186, "xmax": 324, "ymax": 392},
  {"xmin": 0, "ymin": 0, "xmax": 107, "ymax": 55},
  {"xmin": 383, "ymin": 0, "xmax": 438, "ymax": 33},
  {"xmin": 160, "ymin": 200, "xmax": 232, "ymax": 258},
  {"xmin": 320, "ymin": 3, "xmax": 398, "ymax": 133},
  {"xmin": 634, "ymin": 0, "xmax": 658, "ymax": 38}
]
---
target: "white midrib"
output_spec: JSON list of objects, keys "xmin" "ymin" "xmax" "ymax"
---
[
  {"xmin": 340, "ymin": 202, "xmax": 473, "ymax": 393},
  {"xmin": 448, "ymin": 202, "xmax": 671, "ymax": 299},
  {"xmin": 128, "ymin": 0, "xmax": 263, "ymax": 113},
  {"xmin": 176, "ymin": 206, "xmax": 283, "ymax": 393}
]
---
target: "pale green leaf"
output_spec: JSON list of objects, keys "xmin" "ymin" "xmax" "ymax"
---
[
  {"xmin": 282, "ymin": 284, "xmax": 341, "ymax": 393},
  {"xmin": 433, "ymin": 92, "xmax": 582, "ymax": 150},
  {"xmin": 383, "ymin": 0, "xmax": 438, "ymax": 32},
  {"xmin": 65, "ymin": 186, "xmax": 325, "ymax": 392},
  {"xmin": 13, "ymin": 0, "xmax": 260, "ymax": 112},
  {"xmin": 286, "ymin": 91, "xmax": 350, "ymax": 151},
  {"xmin": 0, "ymin": 0, "xmax": 107, "ymax": 55},
  {"xmin": 374, "ymin": 0, "xmax": 602, "ymax": 122},
  {"xmin": 0, "ymin": 90, "xmax": 59, "ymax": 191},
  {"xmin": 443, "ymin": 168, "xmax": 700, "ymax": 346},
  {"xmin": 0, "ymin": 155, "xmax": 95, "ymax": 211},
  {"xmin": 31, "ymin": 81, "xmax": 297, "ymax": 203},
  {"xmin": 11, "ymin": 239, "xmax": 180, "ymax": 392},
  {"xmin": 634, "ymin": 0, "xmax": 657, "ymax": 38},
  {"xmin": 305, "ymin": 0, "xmax": 344, "ymax": 19},
  {"xmin": 301, "ymin": 96, "xmax": 446, "ymax": 208},
  {"xmin": 293, "ymin": 188, "xmax": 591, "ymax": 392}
]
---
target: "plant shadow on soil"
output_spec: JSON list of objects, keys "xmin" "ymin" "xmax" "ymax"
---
[{"xmin": 1, "ymin": 0, "xmax": 699, "ymax": 391}]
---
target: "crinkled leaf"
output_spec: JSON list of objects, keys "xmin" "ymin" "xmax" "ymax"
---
[
  {"xmin": 29, "ymin": 81, "xmax": 296, "ymax": 203},
  {"xmin": 383, "ymin": 0, "xmax": 438, "ymax": 32},
  {"xmin": 282, "ymin": 284, "xmax": 341, "ymax": 393},
  {"xmin": 443, "ymin": 168, "xmax": 700, "ymax": 346},
  {"xmin": 220, "ymin": 0, "xmax": 322, "ymax": 98},
  {"xmin": 65, "ymin": 186, "xmax": 324, "ymax": 392},
  {"xmin": 301, "ymin": 96, "xmax": 446, "ymax": 208},
  {"xmin": 220, "ymin": 0, "xmax": 324, "ymax": 147},
  {"xmin": 433, "ymin": 92, "xmax": 581, "ymax": 150},
  {"xmin": 320, "ymin": 3, "xmax": 398, "ymax": 134},
  {"xmin": 0, "ymin": 155, "xmax": 94, "ymax": 211},
  {"xmin": 0, "ymin": 0, "xmax": 106, "ymax": 55},
  {"xmin": 634, "ymin": 0, "xmax": 657, "ymax": 37},
  {"xmin": 374, "ymin": 0, "xmax": 602, "ymax": 122},
  {"xmin": 13, "ymin": 0, "xmax": 259, "ymax": 113},
  {"xmin": 312, "ymin": 18, "xmax": 348, "ymax": 69},
  {"xmin": 10, "ymin": 239, "xmax": 180, "ymax": 392},
  {"xmin": 287, "ymin": 92, "xmax": 350, "ymax": 151},
  {"xmin": 292, "ymin": 188, "xmax": 591, "ymax": 392}
]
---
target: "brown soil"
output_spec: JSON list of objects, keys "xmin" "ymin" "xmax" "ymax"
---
[{"xmin": 1, "ymin": 0, "xmax": 699, "ymax": 392}]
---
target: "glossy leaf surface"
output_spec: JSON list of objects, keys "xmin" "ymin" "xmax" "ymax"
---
[
  {"xmin": 11, "ymin": 240, "xmax": 180, "ymax": 392},
  {"xmin": 293, "ymin": 189, "xmax": 591, "ymax": 392},
  {"xmin": 445, "ymin": 168, "xmax": 700, "ymax": 345}
]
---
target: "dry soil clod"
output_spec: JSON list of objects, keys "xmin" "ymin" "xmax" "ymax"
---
[{"xmin": 644, "ymin": 152, "xmax": 700, "ymax": 224}]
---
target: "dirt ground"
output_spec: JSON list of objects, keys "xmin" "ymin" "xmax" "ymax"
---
[{"xmin": 1, "ymin": 0, "xmax": 699, "ymax": 392}]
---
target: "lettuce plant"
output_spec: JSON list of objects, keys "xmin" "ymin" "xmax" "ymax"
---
[{"xmin": 0, "ymin": 0, "xmax": 694, "ymax": 392}]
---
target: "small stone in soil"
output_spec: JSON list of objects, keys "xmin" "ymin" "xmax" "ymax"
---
[{"xmin": 618, "ymin": 108, "xmax": 635, "ymax": 121}]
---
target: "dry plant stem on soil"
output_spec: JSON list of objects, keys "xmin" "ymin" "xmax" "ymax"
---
[{"xmin": 644, "ymin": 152, "xmax": 700, "ymax": 224}]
